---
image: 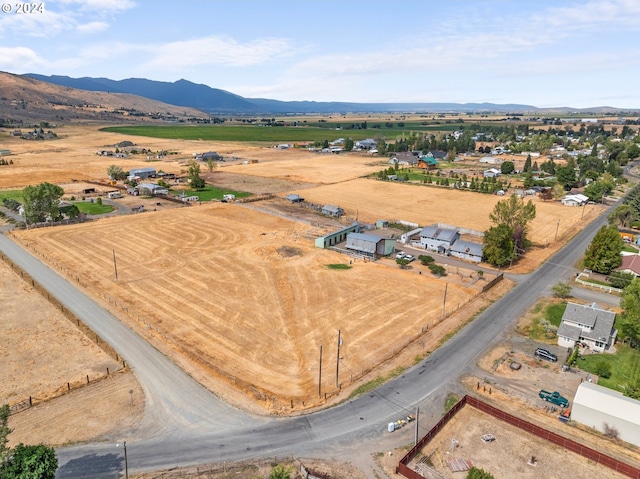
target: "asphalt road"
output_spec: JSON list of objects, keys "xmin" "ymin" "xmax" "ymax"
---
[{"xmin": 0, "ymin": 199, "xmax": 615, "ymax": 478}]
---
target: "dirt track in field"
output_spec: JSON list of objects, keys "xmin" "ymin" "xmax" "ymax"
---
[{"xmin": 11, "ymin": 203, "xmax": 480, "ymax": 412}]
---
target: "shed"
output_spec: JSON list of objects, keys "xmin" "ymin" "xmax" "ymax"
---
[
  {"xmin": 375, "ymin": 220, "xmax": 389, "ymax": 229},
  {"xmin": 346, "ymin": 233, "xmax": 395, "ymax": 258},
  {"xmin": 322, "ymin": 204, "xmax": 344, "ymax": 217},
  {"xmin": 571, "ymin": 382, "xmax": 640, "ymax": 447},
  {"xmin": 286, "ymin": 194, "xmax": 304, "ymax": 203}
]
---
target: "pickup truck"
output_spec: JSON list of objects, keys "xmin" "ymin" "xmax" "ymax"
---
[{"xmin": 539, "ymin": 389, "xmax": 569, "ymax": 407}]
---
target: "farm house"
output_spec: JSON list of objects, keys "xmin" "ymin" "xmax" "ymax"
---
[
  {"xmin": 129, "ymin": 167, "xmax": 157, "ymax": 179},
  {"xmin": 419, "ymin": 226, "xmax": 459, "ymax": 253},
  {"xmin": 557, "ymin": 302, "xmax": 617, "ymax": 352},
  {"xmin": 345, "ymin": 233, "xmax": 395, "ymax": 258},
  {"xmin": 571, "ymin": 382, "xmax": 640, "ymax": 447}
]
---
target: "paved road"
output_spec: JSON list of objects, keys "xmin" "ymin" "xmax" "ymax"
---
[{"xmin": 0, "ymin": 198, "xmax": 615, "ymax": 478}]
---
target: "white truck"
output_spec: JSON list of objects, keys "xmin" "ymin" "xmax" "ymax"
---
[{"xmin": 107, "ymin": 191, "xmax": 123, "ymax": 199}]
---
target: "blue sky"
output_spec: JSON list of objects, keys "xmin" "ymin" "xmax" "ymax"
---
[{"xmin": 1, "ymin": 0, "xmax": 640, "ymax": 108}]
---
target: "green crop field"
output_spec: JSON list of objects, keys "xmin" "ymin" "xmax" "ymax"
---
[
  {"xmin": 75, "ymin": 202, "xmax": 115, "ymax": 215},
  {"xmin": 100, "ymin": 124, "xmax": 455, "ymax": 143}
]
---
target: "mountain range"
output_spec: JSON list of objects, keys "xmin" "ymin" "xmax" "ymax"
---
[{"xmin": 26, "ymin": 73, "xmax": 549, "ymax": 115}]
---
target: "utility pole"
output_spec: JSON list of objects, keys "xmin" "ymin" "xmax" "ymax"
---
[
  {"xmin": 555, "ymin": 219, "xmax": 560, "ymax": 240},
  {"xmin": 318, "ymin": 345, "xmax": 322, "ymax": 397},
  {"xmin": 336, "ymin": 329, "xmax": 342, "ymax": 387},
  {"xmin": 113, "ymin": 249, "xmax": 118, "ymax": 282},
  {"xmin": 441, "ymin": 284, "xmax": 448, "ymax": 318},
  {"xmin": 414, "ymin": 407, "xmax": 419, "ymax": 446}
]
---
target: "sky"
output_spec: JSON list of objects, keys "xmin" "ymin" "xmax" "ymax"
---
[{"xmin": 1, "ymin": 0, "xmax": 640, "ymax": 108}]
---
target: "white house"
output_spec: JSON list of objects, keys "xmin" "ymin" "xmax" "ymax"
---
[
  {"xmin": 448, "ymin": 240, "xmax": 483, "ymax": 263},
  {"xmin": 355, "ymin": 138, "xmax": 377, "ymax": 150},
  {"xmin": 557, "ymin": 302, "xmax": 617, "ymax": 352},
  {"xmin": 419, "ymin": 226, "xmax": 459, "ymax": 253},
  {"xmin": 571, "ymin": 382, "xmax": 640, "ymax": 447},
  {"xmin": 561, "ymin": 193, "xmax": 589, "ymax": 206},
  {"xmin": 483, "ymin": 168, "xmax": 501, "ymax": 178}
]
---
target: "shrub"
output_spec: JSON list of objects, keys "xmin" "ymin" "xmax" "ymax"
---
[
  {"xmin": 467, "ymin": 467, "xmax": 495, "ymax": 479},
  {"xmin": 552, "ymin": 282, "xmax": 572, "ymax": 298},
  {"xmin": 418, "ymin": 254, "xmax": 435, "ymax": 265},
  {"xmin": 428, "ymin": 264, "xmax": 446, "ymax": 276},
  {"xmin": 594, "ymin": 360, "xmax": 612, "ymax": 379}
]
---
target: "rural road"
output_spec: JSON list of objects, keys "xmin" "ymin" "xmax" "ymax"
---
[{"xmin": 0, "ymin": 198, "xmax": 616, "ymax": 478}]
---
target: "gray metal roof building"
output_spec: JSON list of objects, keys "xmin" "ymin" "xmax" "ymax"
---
[
  {"xmin": 572, "ymin": 382, "xmax": 640, "ymax": 446},
  {"xmin": 346, "ymin": 233, "xmax": 395, "ymax": 258},
  {"xmin": 557, "ymin": 302, "xmax": 617, "ymax": 352},
  {"xmin": 129, "ymin": 167, "xmax": 157, "ymax": 179}
]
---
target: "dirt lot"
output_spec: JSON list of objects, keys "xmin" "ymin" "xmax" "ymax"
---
[
  {"xmin": 405, "ymin": 405, "xmax": 632, "ymax": 479},
  {"xmin": 9, "ymin": 203, "xmax": 489, "ymax": 414},
  {"xmin": 0, "ymin": 257, "xmax": 145, "ymax": 446}
]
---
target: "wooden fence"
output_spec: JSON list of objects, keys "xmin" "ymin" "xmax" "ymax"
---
[{"xmin": 398, "ymin": 395, "xmax": 640, "ymax": 479}]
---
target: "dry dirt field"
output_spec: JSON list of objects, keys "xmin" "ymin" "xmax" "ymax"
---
[
  {"xmin": 406, "ymin": 405, "xmax": 632, "ymax": 479},
  {"xmin": 10, "ymin": 203, "xmax": 481, "ymax": 413}
]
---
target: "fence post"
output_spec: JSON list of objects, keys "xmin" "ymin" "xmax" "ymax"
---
[{"xmin": 86, "ymin": 375, "xmax": 89, "ymax": 384}]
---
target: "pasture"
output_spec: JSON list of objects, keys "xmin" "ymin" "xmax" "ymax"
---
[{"xmin": 11, "ymin": 204, "xmax": 477, "ymax": 412}]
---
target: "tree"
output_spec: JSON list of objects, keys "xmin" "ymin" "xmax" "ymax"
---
[
  {"xmin": 206, "ymin": 158, "xmax": 216, "ymax": 173},
  {"xmin": 344, "ymin": 138, "xmax": 354, "ymax": 152},
  {"xmin": 428, "ymin": 263, "xmax": 446, "ymax": 276},
  {"xmin": 467, "ymin": 466, "xmax": 495, "ymax": 479},
  {"xmin": 488, "ymin": 194, "xmax": 536, "ymax": 254},
  {"xmin": 552, "ymin": 282, "xmax": 572, "ymax": 298},
  {"xmin": 22, "ymin": 183, "xmax": 64, "ymax": 224},
  {"xmin": 418, "ymin": 254, "xmax": 435, "ymax": 265},
  {"xmin": 1, "ymin": 443, "xmax": 57, "ymax": 479},
  {"xmin": 500, "ymin": 161, "xmax": 514, "ymax": 175},
  {"xmin": 269, "ymin": 464, "xmax": 293, "ymax": 479},
  {"xmin": 106, "ymin": 165, "xmax": 126, "ymax": 181},
  {"xmin": 583, "ymin": 225, "xmax": 623, "ymax": 274},
  {"xmin": 552, "ymin": 182, "xmax": 566, "ymax": 200},
  {"xmin": 523, "ymin": 154, "xmax": 532, "ymax": 172},
  {"xmin": 609, "ymin": 204, "xmax": 637, "ymax": 229},
  {"xmin": 0, "ymin": 405, "xmax": 11, "ymax": 467},
  {"xmin": 619, "ymin": 277, "xmax": 640, "ymax": 345},
  {"xmin": 482, "ymin": 224, "xmax": 515, "ymax": 267},
  {"xmin": 556, "ymin": 165, "xmax": 576, "ymax": 190},
  {"xmin": 609, "ymin": 271, "xmax": 635, "ymax": 289},
  {"xmin": 187, "ymin": 160, "xmax": 205, "ymax": 189}
]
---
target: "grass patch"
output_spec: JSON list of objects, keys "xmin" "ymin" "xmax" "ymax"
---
[
  {"xmin": 326, "ymin": 263, "xmax": 352, "ymax": 270},
  {"xmin": 622, "ymin": 245, "xmax": 638, "ymax": 253},
  {"xmin": 444, "ymin": 393, "xmax": 460, "ymax": 412},
  {"xmin": 577, "ymin": 344, "xmax": 640, "ymax": 394},
  {"xmin": 179, "ymin": 185, "xmax": 251, "ymax": 202},
  {"xmin": 349, "ymin": 366, "xmax": 405, "ymax": 399},
  {"xmin": 0, "ymin": 189, "xmax": 24, "ymax": 203},
  {"xmin": 74, "ymin": 202, "xmax": 114, "ymax": 215},
  {"xmin": 521, "ymin": 299, "xmax": 566, "ymax": 343}
]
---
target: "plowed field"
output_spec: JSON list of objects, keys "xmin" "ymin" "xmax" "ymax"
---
[{"xmin": 11, "ymin": 204, "xmax": 475, "ymax": 411}]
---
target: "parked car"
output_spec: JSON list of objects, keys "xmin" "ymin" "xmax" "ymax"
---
[
  {"xmin": 535, "ymin": 348, "xmax": 558, "ymax": 362},
  {"xmin": 395, "ymin": 252, "xmax": 406, "ymax": 259},
  {"xmin": 404, "ymin": 254, "xmax": 415, "ymax": 262},
  {"xmin": 539, "ymin": 389, "xmax": 569, "ymax": 407}
]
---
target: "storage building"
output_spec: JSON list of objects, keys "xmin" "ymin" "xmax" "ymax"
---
[
  {"xmin": 346, "ymin": 233, "xmax": 395, "ymax": 258},
  {"xmin": 129, "ymin": 167, "xmax": 157, "ymax": 179}
]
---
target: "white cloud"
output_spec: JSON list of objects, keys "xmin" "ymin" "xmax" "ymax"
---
[
  {"xmin": 0, "ymin": 9, "xmax": 75, "ymax": 37},
  {"xmin": 58, "ymin": 0, "xmax": 136, "ymax": 13},
  {"xmin": 141, "ymin": 36, "xmax": 294, "ymax": 70},
  {"xmin": 76, "ymin": 21, "xmax": 110, "ymax": 34},
  {"xmin": 0, "ymin": 47, "xmax": 48, "ymax": 71}
]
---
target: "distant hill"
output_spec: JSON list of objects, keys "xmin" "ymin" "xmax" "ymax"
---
[
  {"xmin": 22, "ymin": 73, "xmax": 630, "ymax": 115},
  {"xmin": 27, "ymin": 73, "xmax": 544, "ymax": 114},
  {"xmin": 0, "ymin": 71, "xmax": 206, "ymax": 125}
]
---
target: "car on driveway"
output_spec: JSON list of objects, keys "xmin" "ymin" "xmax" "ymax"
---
[
  {"xmin": 404, "ymin": 254, "xmax": 415, "ymax": 262},
  {"xmin": 535, "ymin": 348, "xmax": 558, "ymax": 362},
  {"xmin": 395, "ymin": 252, "xmax": 406, "ymax": 259}
]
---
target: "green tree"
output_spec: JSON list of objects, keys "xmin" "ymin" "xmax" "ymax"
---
[
  {"xmin": 583, "ymin": 225, "xmax": 623, "ymax": 274},
  {"xmin": 106, "ymin": 165, "xmax": 126, "ymax": 181},
  {"xmin": 58, "ymin": 204, "xmax": 80, "ymax": 219},
  {"xmin": 1, "ymin": 443, "xmax": 57, "ymax": 479},
  {"xmin": 0, "ymin": 405, "xmax": 11, "ymax": 467},
  {"xmin": 488, "ymin": 194, "xmax": 536, "ymax": 253},
  {"xmin": 467, "ymin": 466, "xmax": 495, "ymax": 479},
  {"xmin": 522, "ymin": 171, "xmax": 534, "ymax": 188},
  {"xmin": 206, "ymin": 158, "xmax": 216, "ymax": 173},
  {"xmin": 428, "ymin": 263, "xmax": 446, "ymax": 276},
  {"xmin": 482, "ymin": 224, "xmax": 515, "ymax": 267},
  {"xmin": 523, "ymin": 154, "xmax": 532, "ymax": 172},
  {"xmin": 556, "ymin": 165, "xmax": 576, "ymax": 190},
  {"xmin": 608, "ymin": 204, "xmax": 636, "ymax": 228},
  {"xmin": 22, "ymin": 182, "xmax": 64, "ymax": 224},
  {"xmin": 269, "ymin": 464, "xmax": 293, "ymax": 479},
  {"xmin": 552, "ymin": 182, "xmax": 566, "ymax": 200},
  {"xmin": 187, "ymin": 160, "xmax": 205, "ymax": 189},
  {"xmin": 344, "ymin": 138, "xmax": 354, "ymax": 152},
  {"xmin": 552, "ymin": 282, "xmax": 572, "ymax": 298},
  {"xmin": 619, "ymin": 277, "xmax": 640, "ymax": 344},
  {"xmin": 500, "ymin": 161, "xmax": 515, "ymax": 175},
  {"xmin": 418, "ymin": 255, "xmax": 435, "ymax": 265},
  {"xmin": 594, "ymin": 360, "xmax": 612, "ymax": 379}
]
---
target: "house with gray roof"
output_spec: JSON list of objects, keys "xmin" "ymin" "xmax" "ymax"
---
[
  {"xmin": 557, "ymin": 302, "xmax": 617, "ymax": 352},
  {"xmin": 389, "ymin": 152, "xmax": 418, "ymax": 166},
  {"xmin": 355, "ymin": 138, "xmax": 377, "ymax": 150},
  {"xmin": 419, "ymin": 226, "xmax": 459, "ymax": 253},
  {"xmin": 322, "ymin": 204, "xmax": 344, "ymax": 217},
  {"xmin": 448, "ymin": 239, "xmax": 483, "ymax": 263}
]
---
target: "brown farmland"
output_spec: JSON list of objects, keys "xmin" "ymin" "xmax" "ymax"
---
[{"xmin": 11, "ymin": 204, "xmax": 476, "ymax": 413}]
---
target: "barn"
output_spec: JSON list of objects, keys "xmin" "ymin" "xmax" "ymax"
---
[
  {"xmin": 571, "ymin": 382, "xmax": 640, "ymax": 446},
  {"xmin": 129, "ymin": 167, "xmax": 157, "ymax": 179},
  {"xmin": 345, "ymin": 233, "xmax": 395, "ymax": 258},
  {"xmin": 315, "ymin": 223, "xmax": 361, "ymax": 248},
  {"xmin": 448, "ymin": 240, "xmax": 483, "ymax": 263}
]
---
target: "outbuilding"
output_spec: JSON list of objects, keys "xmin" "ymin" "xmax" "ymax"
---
[
  {"xmin": 448, "ymin": 240, "xmax": 483, "ymax": 263},
  {"xmin": 419, "ymin": 226, "xmax": 459, "ymax": 253},
  {"xmin": 129, "ymin": 167, "xmax": 157, "ymax": 179},
  {"xmin": 286, "ymin": 194, "xmax": 304, "ymax": 203},
  {"xmin": 322, "ymin": 204, "xmax": 344, "ymax": 217},
  {"xmin": 571, "ymin": 382, "xmax": 640, "ymax": 447},
  {"xmin": 345, "ymin": 233, "xmax": 395, "ymax": 258}
]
